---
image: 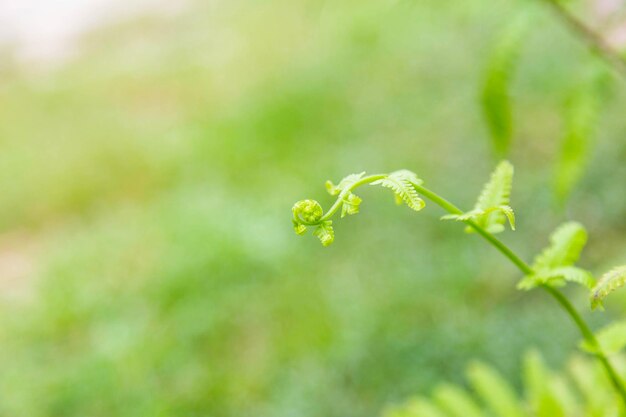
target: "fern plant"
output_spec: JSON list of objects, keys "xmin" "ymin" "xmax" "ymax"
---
[
  {"xmin": 291, "ymin": 160, "xmax": 626, "ymax": 407},
  {"xmin": 384, "ymin": 350, "xmax": 626, "ymax": 417}
]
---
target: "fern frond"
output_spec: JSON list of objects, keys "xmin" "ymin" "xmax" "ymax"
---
[
  {"xmin": 481, "ymin": 17, "xmax": 528, "ymax": 157},
  {"xmin": 292, "ymin": 220, "xmax": 307, "ymax": 235},
  {"xmin": 532, "ymin": 222, "xmax": 587, "ymax": 270},
  {"xmin": 292, "ymin": 199, "xmax": 323, "ymax": 224},
  {"xmin": 341, "ymin": 193, "xmax": 362, "ymax": 218},
  {"xmin": 518, "ymin": 267, "xmax": 594, "ymax": 291},
  {"xmin": 580, "ymin": 320, "xmax": 626, "ymax": 355},
  {"xmin": 554, "ymin": 66, "xmax": 608, "ymax": 204},
  {"xmin": 523, "ymin": 350, "xmax": 570, "ymax": 417},
  {"xmin": 372, "ymin": 170, "xmax": 425, "ymax": 212},
  {"xmin": 385, "ymin": 351, "xmax": 619, "ymax": 417},
  {"xmin": 466, "ymin": 361, "xmax": 526, "ymax": 417},
  {"xmin": 475, "ymin": 161, "xmax": 514, "ymax": 212},
  {"xmin": 451, "ymin": 160, "xmax": 514, "ymax": 234},
  {"xmin": 312, "ymin": 221, "xmax": 334, "ymax": 247},
  {"xmin": 383, "ymin": 398, "xmax": 446, "ymax": 417},
  {"xmin": 590, "ymin": 265, "xmax": 626, "ymax": 310},
  {"xmin": 568, "ymin": 355, "xmax": 617, "ymax": 414},
  {"xmin": 325, "ymin": 172, "xmax": 366, "ymax": 196},
  {"xmin": 432, "ymin": 384, "xmax": 484, "ymax": 417},
  {"xmin": 441, "ymin": 205, "xmax": 515, "ymax": 232}
]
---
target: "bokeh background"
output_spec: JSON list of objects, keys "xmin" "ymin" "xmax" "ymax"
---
[{"xmin": 0, "ymin": 0, "xmax": 625, "ymax": 416}]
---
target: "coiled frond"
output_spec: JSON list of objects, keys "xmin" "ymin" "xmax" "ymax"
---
[
  {"xmin": 292, "ymin": 170, "xmax": 424, "ymax": 246},
  {"xmin": 291, "ymin": 200, "xmax": 335, "ymax": 246},
  {"xmin": 292, "ymin": 199, "xmax": 324, "ymax": 236},
  {"xmin": 591, "ymin": 265, "xmax": 626, "ymax": 310},
  {"xmin": 442, "ymin": 160, "xmax": 515, "ymax": 233}
]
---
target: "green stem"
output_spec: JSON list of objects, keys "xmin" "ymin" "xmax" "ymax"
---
[
  {"xmin": 320, "ymin": 175, "xmax": 386, "ymax": 222},
  {"xmin": 414, "ymin": 183, "xmax": 626, "ymax": 405},
  {"xmin": 415, "ymin": 185, "xmax": 532, "ymax": 274}
]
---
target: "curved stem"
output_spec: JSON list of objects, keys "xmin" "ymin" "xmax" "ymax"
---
[
  {"xmin": 545, "ymin": 285, "xmax": 626, "ymax": 402},
  {"xmin": 320, "ymin": 175, "xmax": 386, "ymax": 222},
  {"xmin": 413, "ymin": 182, "xmax": 626, "ymax": 405},
  {"xmin": 414, "ymin": 185, "xmax": 533, "ymax": 274}
]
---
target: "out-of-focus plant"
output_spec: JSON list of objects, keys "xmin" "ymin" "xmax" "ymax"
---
[
  {"xmin": 481, "ymin": 0, "xmax": 624, "ymax": 204},
  {"xmin": 292, "ymin": 160, "xmax": 626, "ymax": 409},
  {"xmin": 383, "ymin": 350, "xmax": 626, "ymax": 417}
]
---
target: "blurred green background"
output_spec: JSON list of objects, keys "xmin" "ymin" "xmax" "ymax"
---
[{"xmin": 0, "ymin": 0, "xmax": 625, "ymax": 415}]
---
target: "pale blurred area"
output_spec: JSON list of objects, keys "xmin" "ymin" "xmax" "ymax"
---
[{"xmin": 0, "ymin": 0, "xmax": 186, "ymax": 64}]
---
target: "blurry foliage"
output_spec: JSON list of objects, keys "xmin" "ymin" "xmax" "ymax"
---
[
  {"xmin": 384, "ymin": 350, "xmax": 626, "ymax": 417},
  {"xmin": 481, "ymin": 13, "xmax": 529, "ymax": 158},
  {"xmin": 0, "ymin": 0, "xmax": 624, "ymax": 416}
]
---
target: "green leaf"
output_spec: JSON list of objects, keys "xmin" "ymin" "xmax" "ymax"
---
[
  {"xmin": 372, "ymin": 170, "xmax": 425, "ymax": 212},
  {"xmin": 532, "ymin": 222, "xmax": 587, "ymax": 270},
  {"xmin": 466, "ymin": 361, "xmax": 526, "ymax": 417},
  {"xmin": 326, "ymin": 172, "xmax": 366, "ymax": 196},
  {"xmin": 568, "ymin": 355, "xmax": 616, "ymax": 414},
  {"xmin": 590, "ymin": 265, "xmax": 626, "ymax": 310},
  {"xmin": 523, "ymin": 350, "xmax": 568, "ymax": 417},
  {"xmin": 475, "ymin": 161, "xmax": 514, "ymax": 212},
  {"xmin": 442, "ymin": 205, "xmax": 515, "ymax": 232},
  {"xmin": 313, "ymin": 221, "xmax": 334, "ymax": 246},
  {"xmin": 432, "ymin": 383, "xmax": 484, "ymax": 417},
  {"xmin": 481, "ymin": 17, "xmax": 528, "ymax": 157},
  {"xmin": 445, "ymin": 160, "xmax": 515, "ymax": 234},
  {"xmin": 383, "ymin": 398, "xmax": 447, "ymax": 417},
  {"xmin": 341, "ymin": 193, "xmax": 362, "ymax": 218},
  {"xmin": 519, "ymin": 223, "xmax": 591, "ymax": 291},
  {"xmin": 580, "ymin": 320, "xmax": 626, "ymax": 355},
  {"xmin": 292, "ymin": 220, "xmax": 307, "ymax": 235},
  {"xmin": 518, "ymin": 267, "xmax": 594, "ymax": 291},
  {"xmin": 554, "ymin": 66, "xmax": 609, "ymax": 204}
]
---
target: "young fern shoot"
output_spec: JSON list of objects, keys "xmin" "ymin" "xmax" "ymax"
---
[
  {"xmin": 291, "ymin": 160, "xmax": 626, "ymax": 406},
  {"xmin": 441, "ymin": 160, "xmax": 515, "ymax": 233}
]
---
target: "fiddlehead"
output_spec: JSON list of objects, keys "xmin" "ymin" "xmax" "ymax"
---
[
  {"xmin": 291, "ymin": 171, "xmax": 424, "ymax": 246},
  {"xmin": 290, "ymin": 160, "xmax": 626, "ymax": 405}
]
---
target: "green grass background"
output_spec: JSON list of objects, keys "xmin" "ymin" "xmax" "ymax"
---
[{"xmin": 0, "ymin": 0, "xmax": 626, "ymax": 415}]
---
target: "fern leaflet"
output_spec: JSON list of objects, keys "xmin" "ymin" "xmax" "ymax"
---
[
  {"xmin": 590, "ymin": 265, "xmax": 626, "ymax": 310},
  {"xmin": 432, "ymin": 384, "xmax": 483, "ymax": 417},
  {"xmin": 554, "ymin": 66, "xmax": 608, "ymax": 204},
  {"xmin": 580, "ymin": 319, "xmax": 626, "ymax": 355},
  {"xmin": 341, "ymin": 193, "xmax": 362, "ymax": 218},
  {"xmin": 383, "ymin": 398, "xmax": 446, "ymax": 417},
  {"xmin": 313, "ymin": 221, "xmax": 334, "ymax": 247},
  {"xmin": 481, "ymin": 17, "xmax": 528, "ymax": 157},
  {"xmin": 533, "ymin": 222, "xmax": 587, "ymax": 269},
  {"xmin": 467, "ymin": 361, "xmax": 527, "ymax": 417},
  {"xmin": 326, "ymin": 172, "xmax": 366, "ymax": 196},
  {"xmin": 518, "ymin": 267, "xmax": 594, "ymax": 290},
  {"xmin": 518, "ymin": 222, "xmax": 591, "ymax": 290},
  {"xmin": 371, "ymin": 170, "xmax": 425, "ymax": 212},
  {"xmin": 442, "ymin": 160, "xmax": 515, "ymax": 233}
]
